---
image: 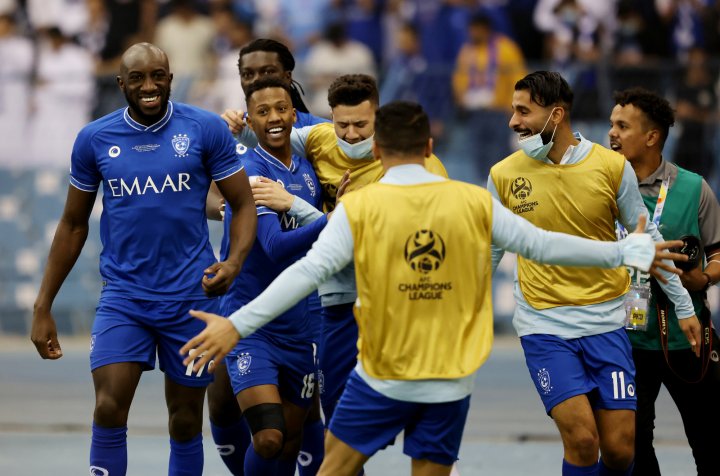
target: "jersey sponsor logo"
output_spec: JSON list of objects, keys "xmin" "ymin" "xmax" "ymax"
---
[
  {"xmin": 404, "ymin": 230, "xmax": 446, "ymax": 274},
  {"xmin": 108, "ymin": 146, "xmax": 121, "ymax": 158},
  {"xmin": 106, "ymin": 173, "xmax": 191, "ymax": 197},
  {"xmin": 171, "ymin": 133, "xmax": 190, "ymax": 157},
  {"xmin": 89, "ymin": 466, "xmax": 110, "ymax": 476},
  {"xmin": 510, "ymin": 177, "xmax": 538, "ymax": 214},
  {"xmin": 236, "ymin": 352, "xmax": 252, "ymax": 375},
  {"xmin": 132, "ymin": 143, "xmax": 161, "ymax": 153},
  {"xmin": 399, "ymin": 230, "xmax": 452, "ymax": 300},
  {"xmin": 303, "ymin": 173, "xmax": 316, "ymax": 197},
  {"xmin": 537, "ymin": 367, "xmax": 552, "ymax": 394},
  {"xmin": 280, "ymin": 212, "xmax": 298, "ymax": 230}
]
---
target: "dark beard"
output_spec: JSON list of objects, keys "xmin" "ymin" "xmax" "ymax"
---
[{"xmin": 124, "ymin": 85, "xmax": 172, "ymax": 125}]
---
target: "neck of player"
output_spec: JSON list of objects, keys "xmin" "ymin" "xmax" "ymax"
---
[
  {"xmin": 546, "ymin": 127, "xmax": 579, "ymax": 164},
  {"xmin": 265, "ymin": 142, "xmax": 293, "ymax": 168}
]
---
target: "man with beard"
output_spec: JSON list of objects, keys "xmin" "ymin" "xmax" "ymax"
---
[
  {"xmin": 30, "ymin": 42, "xmax": 257, "ymax": 476},
  {"xmin": 488, "ymin": 71, "xmax": 702, "ymax": 476}
]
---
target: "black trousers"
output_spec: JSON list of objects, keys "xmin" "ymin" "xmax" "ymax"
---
[{"xmin": 632, "ymin": 347, "xmax": 720, "ymax": 476}]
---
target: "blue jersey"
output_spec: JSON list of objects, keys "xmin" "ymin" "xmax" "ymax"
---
[
  {"xmin": 221, "ymin": 146, "xmax": 325, "ymax": 341},
  {"xmin": 70, "ymin": 102, "xmax": 242, "ymax": 300},
  {"xmin": 295, "ymin": 110, "xmax": 329, "ymax": 128}
]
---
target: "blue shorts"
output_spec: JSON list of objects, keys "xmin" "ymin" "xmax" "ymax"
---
[
  {"xmin": 318, "ymin": 303, "xmax": 358, "ymax": 423},
  {"xmin": 521, "ymin": 328, "xmax": 637, "ymax": 414},
  {"xmin": 90, "ymin": 297, "xmax": 220, "ymax": 387},
  {"xmin": 329, "ymin": 371, "xmax": 470, "ymax": 466},
  {"xmin": 226, "ymin": 332, "xmax": 317, "ymax": 408}
]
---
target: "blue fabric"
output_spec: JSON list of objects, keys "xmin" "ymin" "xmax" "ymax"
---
[
  {"xmin": 562, "ymin": 459, "xmax": 599, "ymax": 475},
  {"xmin": 244, "ymin": 445, "xmax": 278, "ymax": 475},
  {"xmin": 329, "ymin": 371, "xmax": 470, "ymax": 466},
  {"xmin": 169, "ymin": 434, "xmax": 204, "ymax": 476},
  {"xmin": 226, "ymin": 333, "xmax": 317, "ymax": 408},
  {"xmin": 90, "ymin": 297, "xmax": 220, "ymax": 386},
  {"xmin": 521, "ymin": 329, "xmax": 637, "ymax": 414},
  {"xmin": 599, "ymin": 459, "xmax": 633, "ymax": 476},
  {"xmin": 210, "ymin": 418, "xmax": 251, "ymax": 475},
  {"xmin": 318, "ymin": 303, "xmax": 357, "ymax": 425},
  {"xmin": 70, "ymin": 102, "xmax": 242, "ymax": 300},
  {"xmin": 297, "ymin": 418, "xmax": 324, "ymax": 475},
  {"xmin": 90, "ymin": 423, "xmax": 128, "ymax": 476}
]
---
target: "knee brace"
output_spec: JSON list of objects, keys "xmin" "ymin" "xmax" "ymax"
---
[{"xmin": 243, "ymin": 403, "xmax": 286, "ymax": 438}]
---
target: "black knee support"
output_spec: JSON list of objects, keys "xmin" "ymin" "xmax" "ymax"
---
[{"xmin": 243, "ymin": 403, "xmax": 286, "ymax": 438}]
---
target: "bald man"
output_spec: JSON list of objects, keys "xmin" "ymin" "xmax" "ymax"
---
[{"xmin": 30, "ymin": 42, "xmax": 257, "ymax": 476}]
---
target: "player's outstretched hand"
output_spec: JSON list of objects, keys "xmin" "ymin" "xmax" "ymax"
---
[
  {"xmin": 678, "ymin": 315, "xmax": 702, "ymax": 357},
  {"xmin": 30, "ymin": 310, "xmax": 63, "ymax": 359},
  {"xmin": 632, "ymin": 214, "xmax": 687, "ymax": 284},
  {"xmin": 335, "ymin": 170, "xmax": 351, "ymax": 201},
  {"xmin": 202, "ymin": 260, "xmax": 241, "ymax": 297},
  {"xmin": 221, "ymin": 109, "xmax": 247, "ymax": 135},
  {"xmin": 181, "ymin": 309, "xmax": 241, "ymax": 373},
  {"xmin": 251, "ymin": 176, "xmax": 294, "ymax": 212}
]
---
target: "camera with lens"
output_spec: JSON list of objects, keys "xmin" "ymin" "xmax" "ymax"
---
[{"xmin": 670, "ymin": 235, "xmax": 701, "ymax": 272}]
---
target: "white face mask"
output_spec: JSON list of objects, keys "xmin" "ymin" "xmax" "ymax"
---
[
  {"xmin": 337, "ymin": 135, "xmax": 374, "ymax": 159},
  {"xmin": 517, "ymin": 109, "xmax": 558, "ymax": 160}
]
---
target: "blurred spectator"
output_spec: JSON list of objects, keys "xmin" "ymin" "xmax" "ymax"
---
[
  {"xmin": 333, "ymin": 0, "xmax": 385, "ymax": 64},
  {"xmin": 674, "ymin": 47, "xmax": 718, "ymax": 179},
  {"xmin": 270, "ymin": 0, "xmax": 333, "ymax": 59},
  {"xmin": 29, "ymin": 27, "xmax": 94, "ymax": 167},
  {"xmin": 303, "ymin": 22, "xmax": 376, "ymax": 117},
  {"xmin": 154, "ymin": 0, "xmax": 216, "ymax": 103},
  {"xmin": 450, "ymin": 12, "xmax": 526, "ymax": 181},
  {"xmin": 656, "ymin": 0, "xmax": 707, "ymax": 61},
  {"xmin": 206, "ymin": 6, "xmax": 253, "ymax": 113},
  {"xmin": 26, "ymin": 0, "xmax": 88, "ymax": 38},
  {"xmin": 0, "ymin": 11, "xmax": 33, "ymax": 167}
]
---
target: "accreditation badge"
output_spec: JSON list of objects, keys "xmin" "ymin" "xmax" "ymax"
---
[{"xmin": 624, "ymin": 284, "xmax": 651, "ymax": 331}]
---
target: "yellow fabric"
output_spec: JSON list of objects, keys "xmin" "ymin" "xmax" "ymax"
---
[
  {"xmin": 452, "ymin": 35, "xmax": 526, "ymax": 110},
  {"xmin": 341, "ymin": 181, "xmax": 494, "ymax": 380},
  {"xmin": 305, "ymin": 123, "xmax": 448, "ymax": 211},
  {"xmin": 490, "ymin": 144, "xmax": 629, "ymax": 309}
]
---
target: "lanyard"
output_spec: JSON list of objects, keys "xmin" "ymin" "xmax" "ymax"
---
[{"xmin": 651, "ymin": 177, "xmax": 670, "ymax": 227}]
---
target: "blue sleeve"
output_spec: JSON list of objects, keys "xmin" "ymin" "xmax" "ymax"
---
[
  {"xmin": 296, "ymin": 111, "xmax": 330, "ymax": 127},
  {"xmin": 203, "ymin": 112, "xmax": 243, "ymax": 181},
  {"xmin": 256, "ymin": 213, "xmax": 328, "ymax": 264},
  {"xmin": 69, "ymin": 126, "xmax": 102, "ymax": 192}
]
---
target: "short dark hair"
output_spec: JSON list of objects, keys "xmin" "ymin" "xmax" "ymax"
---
[
  {"xmin": 613, "ymin": 87, "xmax": 675, "ymax": 147},
  {"xmin": 515, "ymin": 71, "xmax": 573, "ymax": 110},
  {"xmin": 239, "ymin": 38, "xmax": 310, "ymax": 113},
  {"xmin": 327, "ymin": 74, "xmax": 379, "ymax": 109},
  {"xmin": 244, "ymin": 76, "xmax": 292, "ymax": 104},
  {"xmin": 374, "ymin": 101, "xmax": 430, "ymax": 156}
]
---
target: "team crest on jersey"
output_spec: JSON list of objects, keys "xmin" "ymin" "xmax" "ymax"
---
[
  {"xmin": 172, "ymin": 134, "xmax": 190, "ymax": 157},
  {"xmin": 303, "ymin": 173, "xmax": 316, "ymax": 197},
  {"xmin": 236, "ymin": 352, "xmax": 252, "ymax": 375},
  {"xmin": 90, "ymin": 466, "xmax": 110, "ymax": 476},
  {"xmin": 404, "ymin": 229, "xmax": 446, "ymax": 274},
  {"xmin": 537, "ymin": 368, "xmax": 552, "ymax": 394},
  {"xmin": 510, "ymin": 177, "xmax": 539, "ymax": 214}
]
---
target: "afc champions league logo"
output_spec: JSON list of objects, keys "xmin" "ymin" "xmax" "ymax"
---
[
  {"xmin": 172, "ymin": 133, "xmax": 190, "ymax": 157},
  {"xmin": 511, "ymin": 176, "xmax": 533, "ymax": 201},
  {"xmin": 404, "ymin": 230, "xmax": 446, "ymax": 274}
]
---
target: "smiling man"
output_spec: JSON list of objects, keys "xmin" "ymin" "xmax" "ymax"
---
[
  {"xmin": 488, "ymin": 71, "xmax": 702, "ymax": 476},
  {"xmin": 30, "ymin": 42, "xmax": 257, "ymax": 476}
]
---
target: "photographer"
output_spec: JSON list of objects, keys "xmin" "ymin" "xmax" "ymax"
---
[{"xmin": 609, "ymin": 88, "xmax": 720, "ymax": 476}]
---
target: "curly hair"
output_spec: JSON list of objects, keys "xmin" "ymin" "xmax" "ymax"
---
[
  {"xmin": 613, "ymin": 87, "xmax": 675, "ymax": 146},
  {"xmin": 327, "ymin": 74, "xmax": 379, "ymax": 109}
]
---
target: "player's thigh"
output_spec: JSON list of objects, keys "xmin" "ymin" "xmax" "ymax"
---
[
  {"xmin": 410, "ymin": 458, "xmax": 453, "ymax": 476},
  {"xmin": 277, "ymin": 339, "xmax": 318, "ymax": 410},
  {"xmin": 207, "ymin": 361, "xmax": 241, "ymax": 424},
  {"xmin": 317, "ymin": 430, "xmax": 369, "ymax": 476},
  {"xmin": 90, "ymin": 298, "xmax": 156, "ymax": 373},
  {"xmin": 91, "ymin": 361, "xmax": 144, "ymax": 421},
  {"xmin": 580, "ymin": 328, "xmax": 637, "ymax": 411},
  {"xmin": 328, "ymin": 370, "xmax": 414, "ymax": 460},
  {"xmin": 520, "ymin": 333, "xmax": 595, "ymax": 414},
  {"xmin": 403, "ymin": 396, "xmax": 471, "ymax": 467}
]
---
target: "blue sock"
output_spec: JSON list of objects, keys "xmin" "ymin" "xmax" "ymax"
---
[
  {"xmin": 599, "ymin": 459, "xmax": 634, "ymax": 476},
  {"xmin": 563, "ymin": 459, "xmax": 599, "ymax": 476},
  {"xmin": 297, "ymin": 419, "xmax": 324, "ymax": 475},
  {"xmin": 276, "ymin": 458, "xmax": 297, "ymax": 476},
  {"xmin": 90, "ymin": 422, "xmax": 127, "ymax": 476},
  {"xmin": 169, "ymin": 434, "xmax": 203, "ymax": 476},
  {"xmin": 210, "ymin": 419, "xmax": 251, "ymax": 475},
  {"xmin": 244, "ymin": 445, "xmax": 278, "ymax": 475}
]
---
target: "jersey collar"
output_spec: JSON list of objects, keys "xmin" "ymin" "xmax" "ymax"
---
[
  {"xmin": 123, "ymin": 101, "xmax": 174, "ymax": 132},
  {"xmin": 254, "ymin": 145, "xmax": 297, "ymax": 173}
]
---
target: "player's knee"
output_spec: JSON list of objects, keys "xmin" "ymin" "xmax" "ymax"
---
[
  {"xmin": 168, "ymin": 407, "xmax": 204, "ymax": 441},
  {"xmin": 601, "ymin": 432, "xmax": 635, "ymax": 469},
  {"xmin": 207, "ymin": 388, "xmax": 242, "ymax": 425},
  {"xmin": 94, "ymin": 393, "xmax": 131, "ymax": 427},
  {"xmin": 562, "ymin": 428, "xmax": 599, "ymax": 461},
  {"xmin": 244, "ymin": 403, "xmax": 286, "ymax": 459}
]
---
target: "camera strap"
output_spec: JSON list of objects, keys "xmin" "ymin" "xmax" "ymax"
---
[{"xmin": 652, "ymin": 278, "xmax": 713, "ymax": 383}]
